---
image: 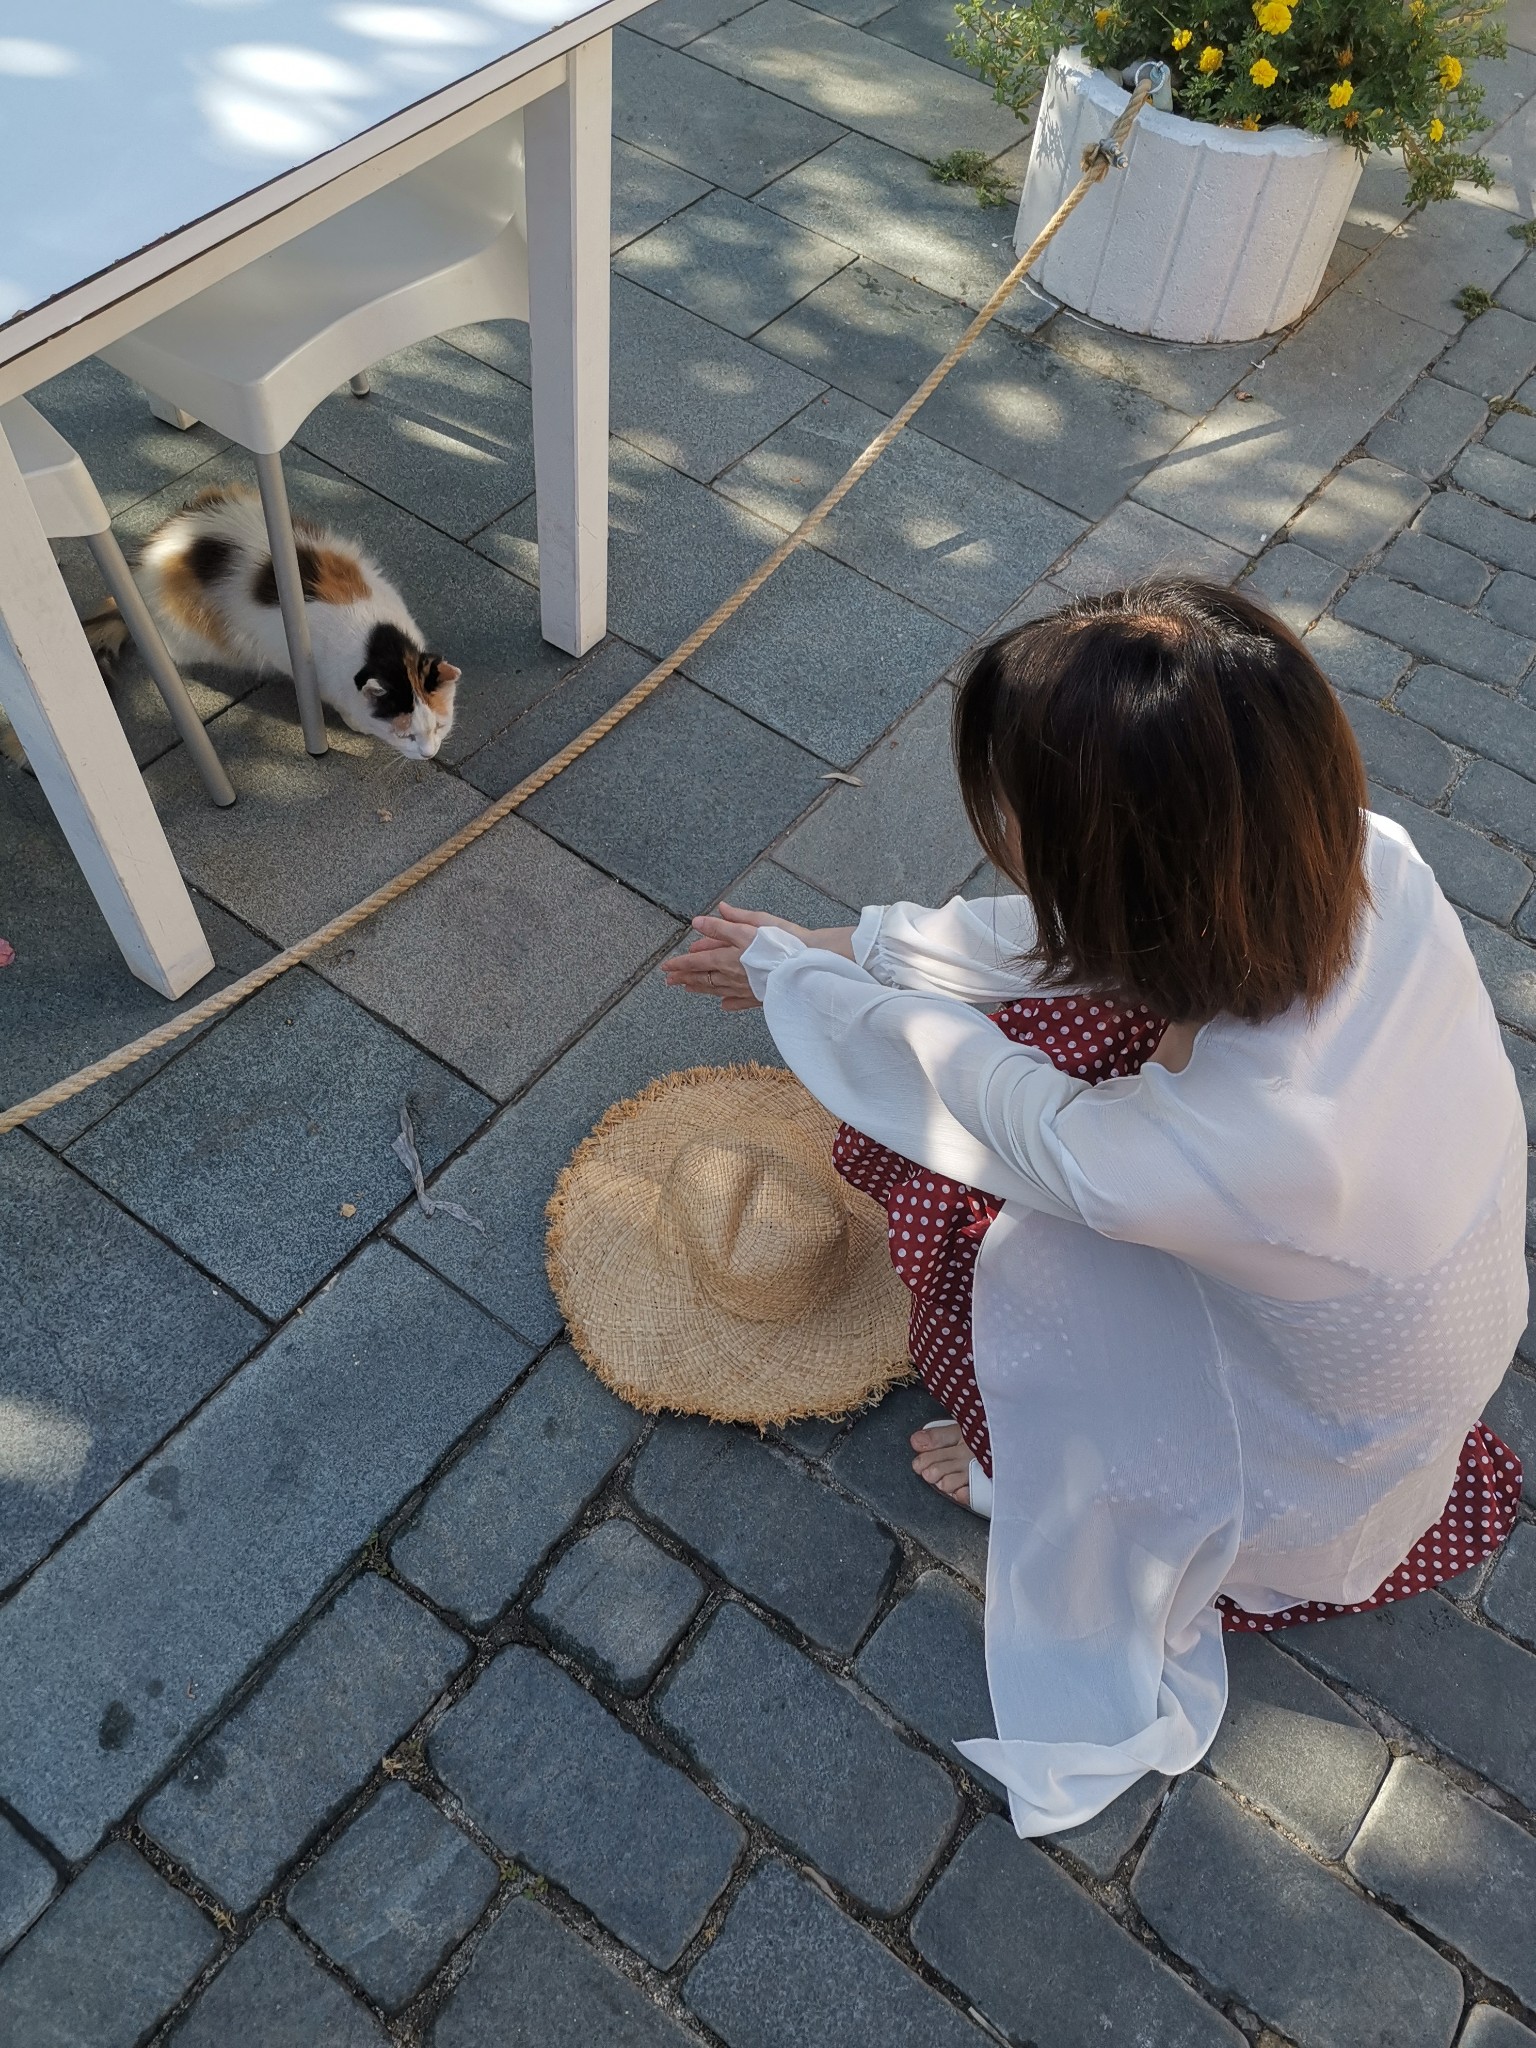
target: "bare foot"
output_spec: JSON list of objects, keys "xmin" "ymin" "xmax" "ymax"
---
[{"xmin": 911, "ymin": 1422, "xmax": 971, "ymax": 1506}]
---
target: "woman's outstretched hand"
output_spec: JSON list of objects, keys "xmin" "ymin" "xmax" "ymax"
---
[{"xmin": 661, "ymin": 903, "xmax": 856, "ymax": 1011}]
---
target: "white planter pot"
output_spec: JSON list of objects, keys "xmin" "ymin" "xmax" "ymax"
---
[{"xmin": 1015, "ymin": 47, "xmax": 1363, "ymax": 343}]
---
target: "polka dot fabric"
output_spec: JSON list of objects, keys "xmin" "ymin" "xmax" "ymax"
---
[{"xmin": 831, "ymin": 993, "xmax": 1525, "ymax": 1630}]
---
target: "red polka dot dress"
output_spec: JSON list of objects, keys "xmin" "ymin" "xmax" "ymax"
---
[{"xmin": 832, "ymin": 991, "xmax": 1524, "ymax": 1634}]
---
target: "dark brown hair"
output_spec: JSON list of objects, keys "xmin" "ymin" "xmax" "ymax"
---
[{"xmin": 953, "ymin": 580, "xmax": 1370, "ymax": 1024}]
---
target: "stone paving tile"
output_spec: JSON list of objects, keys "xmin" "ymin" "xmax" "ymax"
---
[
  {"xmin": 631, "ymin": 1418, "xmax": 897, "ymax": 1652},
  {"xmin": 287, "ymin": 1782, "xmax": 498, "ymax": 2011},
  {"xmin": 1053, "ymin": 1772, "xmax": 1173, "ymax": 1880},
  {"xmin": 1337, "ymin": 577, "xmax": 1536, "ymax": 687},
  {"xmin": 1205, "ymin": 1635, "xmax": 1388, "ymax": 1860},
  {"xmin": 1462, "ymin": 912, "xmax": 1536, "ymax": 1034},
  {"xmin": 853, "ymin": 1569, "xmax": 1000, "ymax": 1798},
  {"xmin": 1463, "ymin": 2011, "xmax": 1536, "ymax": 2048},
  {"xmin": 756, "ymin": 260, "xmax": 989, "ymax": 417},
  {"xmin": 1502, "ymin": 1029, "xmax": 1536, "ymax": 1130},
  {"xmin": 1436, "ymin": 307, "xmax": 1536, "ymax": 400},
  {"xmin": 1367, "ymin": 784, "xmax": 1532, "ymax": 924},
  {"xmin": 1484, "ymin": 569, "xmax": 1536, "ymax": 639},
  {"xmin": 756, "ymin": 135, "xmax": 1019, "ymax": 310},
  {"xmin": 1417, "ymin": 486, "xmax": 1536, "ymax": 578},
  {"xmin": 0, "ymin": 1242, "xmax": 527, "ymax": 1859},
  {"xmin": 1287, "ymin": 1590, "xmax": 1536, "ymax": 1810},
  {"xmin": 776, "ymin": 684, "xmax": 982, "ymax": 909},
  {"xmin": 1286, "ymin": 458, "xmax": 1429, "ymax": 567},
  {"xmin": 456, "ymin": 637, "xmax": 653, "ymax": 800},
  {"xmin": 174, "ymin": 1919, "xmax": 387, "ymax": 2047},
  {"xmin": 1240, "ymin": 543, "xmax": 1347, "ymax": 634},
  {"xmin": 0, "ymin": 1815, "xmax": 55, "ymax": 1960},
  {"xmin": 864, "ymin": 0, "xmax": 977, "ymax": 70},
  {"xmin": 655, "ymin": 1601, "xmax": 958, "ymax": 1912},
  {"xmin": 1337, "ymin": 694, "xmax": 1458, "ymax": 806},
  {"xmin": 717, "ymin": 388, "xmax": 1085, "ymax": 630},
  {"xmin": 611, "ymin": 136, "xmax": 713, "ymax": 247},
  {"xmin": 614, "ymin": 28, "xmax": 844, "ymax": 196},
  {"xmin": 1132, "ymin": 1773, "xmax": 1464, "ymax": 2048},
  {"xmin": 66, "ymin": 971, "xmax": 491, "ymax": 1318},
  {"xmin": 27, "ymin": 355, "xmax": 231, "ymax": 514},
  {"xmin": 1366, "ymin": 376, "xmax": 1488, "ymax": 480},
  {"xmin": 914, "ymin": 1815, "xmax": 1244, "ymax": 2048},
  {"xmin": 431, "ymin": 1644, "xmax": 744, "ymax": 1965},
  {"xmin": 687, "ymin": 543, "xmax": 965, "ymax": 766},
  {"xmin": 295, "ymin": 339, "xmax": 536, "ymax": 539},
  {"xmin": 715, "ymin": 854, "xmax": 856, "ymax": 925},
  {"xmin": 1053, "ymin": 500, "xmax": 1247, "ymax": 595},
  {"xmin": 1482, "ymin": 1519, "xmax": 1536, "ymax": 1644},
  {"xmin": 1345, "ymin": 194, "xmax": 1524, "ymax": 337},
  {"xmin": 1348, "ymin": 1756, "xmax": 1536, "ymax": 2006},
  {"xmin": 1336, "ymin": 155, "xmax": 1414, "ymax": 249},
  {"xmin": 312, "ymin": 815, "xmax": 676, "ymax": 1099},
  {"xmin": 1134, "ymin": 290, "xmax": 1444, "ymax": 553},
  {"xmin": 1378, "ymin": 529, "xmax": 1494, "ymax": 607},
  {"xmin": 686, "ymin": 1857, "xmax": 989, "ymax": 2047},
  {"xmin": 1486, "ymin": 404, "xmax": 1536, "ymax": 466},
  {"xmin": 615, "ymin": 187, "xmax": 854, "ymax": 337},
  {"xmin": 432, "ymin": 1896, "xmax": 697, "ymax": 2047},
  {"xmin": 1456, "ymin": 442, "xmax": 1536, "ymax": 518},
  {"xmin": 829, "ymin": 1384, "xmax": 989, "ymax": 1590},
  {"xmin": 141, "ymin": 1574, "xmax": 466, "ymax": 1913},
  {"xmin": 1453, "ymin": 757, "xmax": 1536, "ymax": 858},
  {"xmin": 695, "ymin": 0, "xmax": 1018, "ymax": 160},
  {"xmin": 523, "ymin": 676, "xmax": 829, "ymax": 914},
  {"xmin": 0, "ymin": 1135, "xmax": 262, "ymax": 1590},
  {"xmin": 391, "ymin": 1344, "xmax": 643, "ymax": 1626},
  {"xmin": 0, "ymin": 1842, "xmax": 217, "ymax": 2048},
  {"xmin": 1041, "ymin": 315, "xmax": 1266, "ymax": 418},
  {"xmin": 630, "ymin": 0, "xmax": 761, "ymax": 44},
  {"xmin": 530, "ymin": 1516, "xmax": 705, "ymax": 1692},
  {"xmin": 1485, "ymin": 1367, "xmax": 1536, "ymax": 1488}
]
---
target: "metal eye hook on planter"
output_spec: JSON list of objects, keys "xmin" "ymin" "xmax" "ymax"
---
[{"xmin": 1121, "ymin": 58, "xmax": 1173, "ymax": 111}]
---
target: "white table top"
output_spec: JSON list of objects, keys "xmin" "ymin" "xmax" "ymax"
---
[{"xmin": 0, "ymin": 0, "xmax": 611, "ymax": 333}]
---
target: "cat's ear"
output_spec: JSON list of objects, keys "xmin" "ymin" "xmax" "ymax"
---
[
  {"xmin": 352, "ymin": 664, "xmax": 387, "ymax": 703},
  {"xmin": 434, "ymin": 662, "xmax": 462, "ymax": 688}
]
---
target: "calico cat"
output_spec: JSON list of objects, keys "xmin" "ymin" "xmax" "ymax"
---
[{"xmin": 88, "ymin": 484, "xmax": 462, "ymax": 761}]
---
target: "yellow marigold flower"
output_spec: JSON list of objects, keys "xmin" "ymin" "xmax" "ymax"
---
[
  {"xmin": 1343, "ymin": 107, "xmax": 1358, "ymax": 126},
  {"xmin": 1238, "ymin": 113, "xmax": 1261, "ymax": 127},
  {"xmin": 1255, "ymin": 2, "xmax": 1291, "ymax": 32},
  {"xmin": 1428, "ymin": 114, "xmax": 1445, "ymax": 139},
  {"xmin": 1408, "ymin": 0, "xmax": 1424, "ymax": 15},
  {"xmin": 1171, "ymin": 26, "xmax": 1193, "ymax": 47},
  {"xmin": 1439, "ymin": 53, "xmax": 1463, "ymax": 88},
  {"xmin": 1329, "ymin": 78, "xmax": 1354, "ymax": 106},
  {"xmin": 1198, "ymin": 43, "xmax": 1223, "ymax": 70},
  {"xmin": 1093, "ymin": 6, "xmax": 1113, "ymax": 25},
  {"xmin": 1250, "ymin": 55, "xmax": 1278, "ymax": 85}
]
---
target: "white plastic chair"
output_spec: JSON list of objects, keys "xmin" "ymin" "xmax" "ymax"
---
[
  {"xmin": 99, "ymin": 112, "xmax": 530, "ymax": 757},
  {"xmin": 0, "ymin": 397, "xmax": 236, "ymax": 807}
]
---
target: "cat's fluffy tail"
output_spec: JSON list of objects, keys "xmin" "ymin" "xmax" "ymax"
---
[{"xmin": 82, "ymin": 601, "xmax": 129, "ymax": 680}]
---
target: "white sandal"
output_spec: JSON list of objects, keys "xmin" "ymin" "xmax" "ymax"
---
[{"xmin": 967, "ymin": 1459, "xmax": 993, "ymax": 1519}]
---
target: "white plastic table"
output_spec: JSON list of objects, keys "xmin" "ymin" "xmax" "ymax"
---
[{"xmin": 0, "ymin": 0, "xmax": 634, "ymax": 997}]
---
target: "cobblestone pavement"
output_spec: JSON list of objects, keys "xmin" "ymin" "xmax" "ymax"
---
[{"xmin": 5, "ymin": 0, "xmax": 1536, "ymax": 2040}]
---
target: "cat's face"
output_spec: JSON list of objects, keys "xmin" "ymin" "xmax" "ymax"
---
[{"xmin": 355, "ymin": 627, "xmax": 460, "ymax": 761}]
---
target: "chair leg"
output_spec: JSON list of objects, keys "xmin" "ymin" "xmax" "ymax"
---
[
  {"xmin": 147, "ymin": 394, "xmax": 200, "ymax": 431},
  {"xmin": 86, "ymin": 531, "xmax": 237, "ymax": 808},
  {"xmin": 253, "ymin": 449, "xmax": 327, "ymax": 756},
  {"xmin": 348, "ymin": 371, "xmax": 372, "ymax": 397}
]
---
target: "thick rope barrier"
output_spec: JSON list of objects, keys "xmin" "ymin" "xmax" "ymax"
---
[{"xmin": 1, "ymin": 85, "xmax": 1150, "ymax": 1138}]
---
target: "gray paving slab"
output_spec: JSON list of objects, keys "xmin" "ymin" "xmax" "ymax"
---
[
  {"xmin": 1053, "ymin": 499, "xmax": 1248, "ymax": 595},
  {"xmin": 717, "ymin": 389, "xmax": 1085, "ymax": 629},
  {"xmin": 1417, "ymin": 486, "xmax": 1536, "ymax": 577},
  {"xmin": 1287, "ymin": 1589, "xmax": 1536, "ymax": 1810},
  {"xmin": 530, "ymin": 1516, "xmax": 705, "ymax": 1692},
  {"xmin": 1336, "ymin": 154, "xmax": 1414, "ymax": 250},
  {"xmin": 431, "ymin": 1644, "xmax": 744, "ymax": 1965},
  {"xmin": 864, "ymin": 0, "xmax": 978, "ymax": 70},
  {"xmin": 686, "ymin": 1858, "xmax": 988, "ymax": 2047},
  {"xmin": 655, "ymin": 1602, "xmax": 958, "ymax": 1913},
  {"xmin": 456, "ymin": 637, "xmax": 654, "ymax": 799},
  {"xmin": 1134, "ymin": 289, "xmax": 1445, "ymax": 552},
  {"xmin": 27, "ymin": 355, "xmax": 229, "ymax": 514},
  {"xmin": 0, "ymin": 1134, "xmax": 262, "ymax": 1589},
  {"xmin": 1485, "ymin": 403, "xmax": 1536, "ymax": 466},
  {"xmin": 286, "ymin": 1782, "xmax": 498, "ymax": 2011},
  {"xmin": 776, "ymin": 684, "xmax": 980, "ymax": 909},
  {"xmin": 756, "ymin": 134, "xmax": 1020, "ymax": 310},
  {"xmin": 1482, "ymin": 1519, "xmax": 1536, "ymax": 1644},
  {"xmin": 141, "ymin": 1574, "xmax": 466, "ymax": 1913},
  {"xmin": 686, "ymin": 542, "xmax": 965, "ymax": 765},
  {"xmin": 1305, "ymin": 616, "xmax": 1411, "ymax": 699},
  {"xmin": 1437, "ymin": 307, "xmax": 1536, "ymax": 400},
  {"xmin": 1337, "ymin": 694, "xmax": 1458, "ymax": 806},
  {"xmin": 1044, "ymin": 315, "xmax": 1270, "ymax": 417},
  {"xmin": 692, "ymin": 0, "xmax": 1018, "ymax": 159},
  {"xmin": 1367, "ymin": 783, "xmax": 1532, "ymax": 924},
  {"xmin": 1345, "ymin": 193, "xmax": 1523, "ymax": 336},
  {"xmin": 1463, "ymin": 2011, "xmax": 1536, "ymax": 2048},
  {"xmin": 0, "ymin": 1242, "xmax": 528, "ymax": 1859},
  {"xmin": 391, "ymin": 1343, "xmax": 642, "ymax": 1625},
  {"xmin": 295, "ymin": 339, "xmax": 535, "ymax": 539},
  {"xmin": 630, "ymin": 1417, "xmax": 897, "ymax": 1652},
  {"xmin": 523, "ymin": 675, "xmax": 829, "ymax": 913},
  {"xmin": 312, "ymin": 814, "xmax": 676, "ymax": 1098},
  {"xmin": 611, "ymin": 136, "xmax": 713, "ymax": 245},
  {"xmin": 173, "ymin": 1920, "xmax": 387, "ymax": 2047},
  {"xmin": 1240, "ymin": 543, "xmax": 1348, "ymax": 633},
  {"xmin": 1366, "ymin": 373, "xmax": 1488, "ymax": 480},
  {"xmin": 1132, "ymin": 1773, "xmax": 1463, "ymax": 2048},
  {"xmin": 1338, "ymin": 576, "xmax": 1536, "ymax": 686},
  {"xmin": 1453, "ymin": 756, "xmax": 1536, "ymax": 857},
  {"xmin": 0, "ymin": 1842, "xmax": 217, "ymax": 2048},
  {"xmin": 1462, "ymin": 912, "xmax": 1536, "ymax": 1034},
  {"xmin": 1052, "ymin": 1771, "xmax": 1173, "ymax": 1879},
  {"xmin": 65, "ymin": 970, "xmax": 490, "ymax": 1317},
  {"xmin": 1457, "ymin": 441, "xmax": 1536, "ymax": 517},
  {"xmin": 1348, "ymin": 1757, "xmax": 1536, "ymax": 2006},
  {"xmin": 432, "ymin": 1896, "xmax": 697, "ymax": 2047},
  {"xmin": 1483, "ymin": 569, "xmax": 1536, "ymax": 638},
  {"xmin": 756, "ymin": 259, "xmax": 992, "ymax": 417},
  {"xmin": 1378, "ymin": 529, "xmax": 1494, "ymax": 606},
  {"xmin": 614, "ymin": 27, "xmax": 844, "ymax": 196},
  {"xmin": 1205, "ymin": 1634, "xmax": 1388, "ymax": 1860},
  {"xmin": 1485, "ymin": 1368, "xmax": 1536, "ymax": 1492},
  {"xmin": 630, "ymin": 0, "xmax": 761, "ymax": 44},
  {"xmin": 723, "ymin": 855, "xmax": 856, "ymax": 925},
  {"xmin": 1400, "ymin": 663, "xmax": 1536, "ymax": 782},
  {"xmin": 853, "ymin": 1569, "xmax": 1000, "ymax": 1798},
  {"xmin": 616, "ymin": 187, "xmax": 854, "ymax": 337},
  {"xmin": 829, "ymin": 1384, "xmax": 989, "ymax": 1590},
  {"xmin": 0, "ymin": 1816, "xmax": 55, "ymax": 1959},
  {"xmin": 913, "ymin": 1815, "xmax": 1244, "ymax": 2048},
  {"xmin": 1501, "ymin": 1028, "xmax": 1536, "ymax": 1131}
]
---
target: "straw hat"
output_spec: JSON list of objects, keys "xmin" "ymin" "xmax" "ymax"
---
[{"xmin": 546, "ymin": 1064, "xmax": 912, "ymax": 1426}]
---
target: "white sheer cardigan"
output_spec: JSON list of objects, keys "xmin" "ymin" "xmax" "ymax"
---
[{"xmin": 740, "ymin": 814, "xmax": 1527, "ymax": 1837}]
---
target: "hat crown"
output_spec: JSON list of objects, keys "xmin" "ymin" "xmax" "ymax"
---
[{"xmin": 663, "ymin": 1132, "xmax": 848, "ymax": 1324}]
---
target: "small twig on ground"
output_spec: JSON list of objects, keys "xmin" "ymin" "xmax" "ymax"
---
[{"xmin": 930, "ymin": 148, "xmax": 1011, "ymax": 207}]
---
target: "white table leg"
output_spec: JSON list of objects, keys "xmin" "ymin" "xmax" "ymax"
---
[
  {"xmin": 525, "ymin": 34, "xmax": 611, "ymax": 659},
  {"xmin": 0, "ymin": 428, "xmax": 213, "ymax": 998}
]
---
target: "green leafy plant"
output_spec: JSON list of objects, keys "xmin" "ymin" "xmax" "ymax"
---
[
  {"xmin": 931, "ymin": 146, "xmax": 1014, "ymax": 203},
  {"xmin": 1509, "ymin": 216, "xmax": 1536, "ymax": 243},
  {"xmin": 950, "ymin": 0, "xmax": 1506, "ymax": 206},
  {"xmin": 1455, "ymin": 282, "xmax": 1497, "ymax": 315}
]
